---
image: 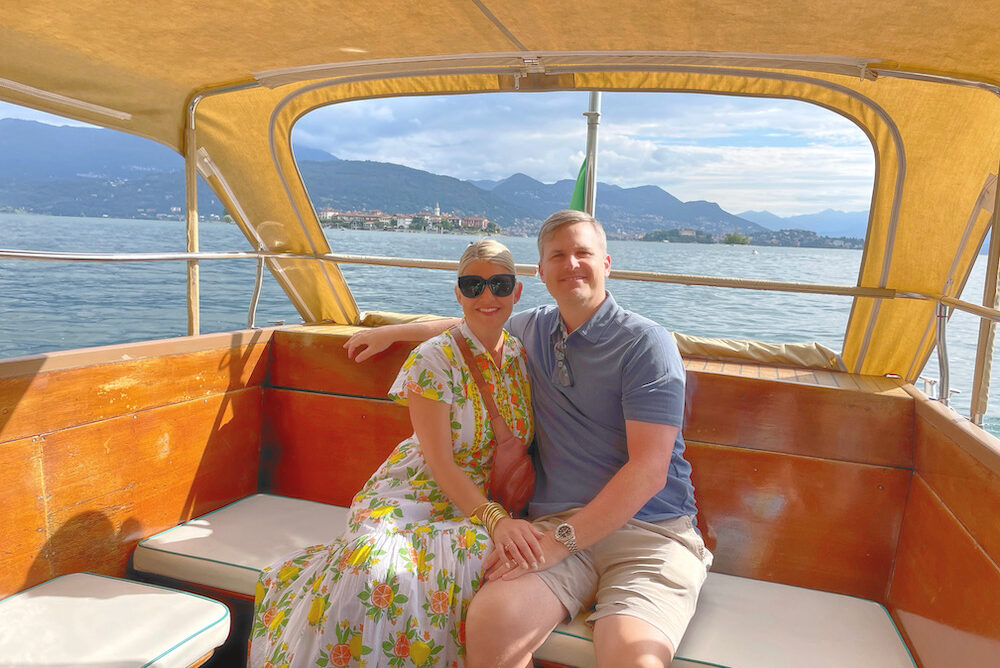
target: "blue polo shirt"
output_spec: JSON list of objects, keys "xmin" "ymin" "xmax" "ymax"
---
[{"xmin": 507, "ymin": 294, "xmax": 697, "ymax": 522}]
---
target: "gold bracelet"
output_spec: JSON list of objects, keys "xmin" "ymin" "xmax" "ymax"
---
[
  {"xmin": 479, "ymin": 502, "xmax": 510, "ymax": 536},
  {"xmin": 470, "ymin": 501, "xmax": 491, "ymax": 524}
]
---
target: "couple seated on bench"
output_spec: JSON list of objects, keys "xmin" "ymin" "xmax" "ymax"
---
[{"xmin": 249, "ymin": 212, "xmax": 711, "ymax": 668}]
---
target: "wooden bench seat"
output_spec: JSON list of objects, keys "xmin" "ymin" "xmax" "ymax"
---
[
  {"xmin": 0, "ymin": 572, "xmax": 230, "ymax": 668},
  {"xmin": 133, "ymin": 494, "xmax": 915, "ymax": 668}
]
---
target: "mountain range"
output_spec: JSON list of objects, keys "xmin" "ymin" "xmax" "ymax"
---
[{"xmin": 0, "ymin": 119, "xmax": 868, "ymax": 239}]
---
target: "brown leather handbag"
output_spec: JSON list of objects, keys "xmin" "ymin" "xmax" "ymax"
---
[{"xmin": 450, "ymin": 327, "xmax": 535, "ymax": 515}]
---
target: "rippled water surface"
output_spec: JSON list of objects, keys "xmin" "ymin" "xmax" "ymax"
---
[{"xmin": 3, "ymin": 213, "xmax": 998, "ymax": 433}]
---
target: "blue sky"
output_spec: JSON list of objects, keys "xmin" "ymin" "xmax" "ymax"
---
[{"xmin": 2, "ymin": 91, "xmax": 874, "ymax": 217}]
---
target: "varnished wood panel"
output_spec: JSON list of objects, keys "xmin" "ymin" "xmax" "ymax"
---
[
  {"xmin": 9, "ymin": 388, "xmax": 262, "ymax": 591},
  {"xmin": 0, "ymin": 341, "xmax": 269, "ymax": 444},
  {"xmin": 889, "ymin": 476, "xmax": 1000, "ymax": 668},
  {"xmin": 687, "ymin": 441, "xmax": 910, "ymax": 601},
  {"xmin": 262, "ymin": 388, "xmax": 412, "ymax": 506},
  {"xmin": 914, "ymin": 409, "xmax": 1000, "ymax": 568},
  {"xmin": 684, "ymin": 370, "xmax": 914, "ymax": 466},
  {"xmin": 0, "ymin": 437, "xmax": 47, "ymax": 598},
  {"xmin": 269, "ymin": 330, "xmax": 418, "ymax": 398}
]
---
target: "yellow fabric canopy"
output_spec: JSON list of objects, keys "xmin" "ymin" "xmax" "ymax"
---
[{"xmin": 4, "ymin": 1, "xmax": 1000, "ymax": 379}]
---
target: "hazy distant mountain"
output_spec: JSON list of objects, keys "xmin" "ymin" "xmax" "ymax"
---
[
  {"xmin": 0, "ymin": 118, "xmax": 182, "ymax": 180},
  {"xmin": 739, "ymin": 208, "xmax": 869, "ymax": 239},
  {"xmin": 299, "ymin": 161, "xmax": 534, "ymax": 225},
  {"xmin": 490, "ymin": 174, "xmax": 766, "ymax": 235},
  {"xmin": 467, "ymin": 178, "xmax": 501, "ymax": 190},
  {"xmin": 737, "ymin": 210, "xmax": 787, "ymax": 230},
  {"xmin": 0, "ymin": 119, "xmax": 811, "ymax": 237},
  {"xmin": 293, "ymin": 146, "xmax": 339, "ymax": 162}
]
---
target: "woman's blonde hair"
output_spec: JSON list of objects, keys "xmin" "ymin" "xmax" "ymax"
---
[{"xmin": 457, "ymin": 239, "xmax": 516, "ymax": 274}]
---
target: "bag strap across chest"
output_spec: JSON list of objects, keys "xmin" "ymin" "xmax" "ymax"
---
[{"xmin": 449, "ymin": 326, "xmax": 515, "ymax": 442}]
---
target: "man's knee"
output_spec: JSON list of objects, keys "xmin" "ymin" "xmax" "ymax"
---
[
  {"xmin": 466, "ymin": 576, "xmax": 566, "ymax": 668},
  {"xmin": 594, "ymin": 614, "xmax": 675, "ymax": 668},
  {"xmin": 468, "ymin": 580, "xmax": 519, "ymax": 626},
  {"xmin": 466, "ymin": 576, "xmax": 563, "ymax": 637}
]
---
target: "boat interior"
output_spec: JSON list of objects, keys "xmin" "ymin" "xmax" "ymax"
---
[
  {"xmin": 2, "ymin": 318, "xmax": 999, "ymax": 666},
  {"xmin": 4, "ymin": 1, "xmax": 1000, "ymax": 666}
]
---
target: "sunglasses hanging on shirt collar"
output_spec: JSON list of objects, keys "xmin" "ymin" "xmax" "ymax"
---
[{"xmin": 457, "ymin": 273, "xmax": 516, "ymax": 298}]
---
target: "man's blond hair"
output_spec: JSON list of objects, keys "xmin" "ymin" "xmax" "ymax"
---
[{"xmin": 536, "ymin": 209, "xmax": 608, "ymax": 258}]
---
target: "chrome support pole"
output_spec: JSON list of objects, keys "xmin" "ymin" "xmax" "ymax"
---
[
  {"xmin": 970, "ymin": 172, "xmax": 1000, "ymax": 425},
  {"xmin": 184, "ymin": 96, "xmax": 203, "ymax": 337},
  {"xmin": 248, "ymin": 251, "xmax": 265, "ymax": 329},
  {"xmin": 583, "ymin": 91, "xmax": 601, "ymax": 216},
  {"xmin": 937, "ymin": 302, "xmax": 951, "ymax": 406}
]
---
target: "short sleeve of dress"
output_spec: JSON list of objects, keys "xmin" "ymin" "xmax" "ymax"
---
[{"xmin": 387, "ymin": 336, "xmax": 457, "ymax": 406}]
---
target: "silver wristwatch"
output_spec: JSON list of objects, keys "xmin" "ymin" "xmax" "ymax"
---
[{"xmin": 554, "ymin": 522, "xmax": 579, "ymax": 553}]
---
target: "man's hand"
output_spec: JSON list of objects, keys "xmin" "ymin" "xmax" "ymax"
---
[
  {"xmin": 343, "ymin": 328, "xmax": 396, "ymax": 362},
  {"xmin": 483, "ymin": 531, "xmax": 570, "ymax": 581}
]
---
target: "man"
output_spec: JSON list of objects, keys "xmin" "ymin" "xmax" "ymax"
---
[{"xmin": 346, "ymin": 210, "xmax": 711, "ymax": 668}]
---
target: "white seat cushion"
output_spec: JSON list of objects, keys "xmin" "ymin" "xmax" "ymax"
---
[
  {"xmin": 535, "ymin": 572, "xmax": 915, "ymax": 668},
  {"xmin": 0, "ymin": 572, "xmax": 230, "ymax": 668},
  {"xmin": 134, "ymin": 494, "xmax": 916, "ymax": 667},
  {"xmin": 133, "ymin": 494, "xmax": 351, "ymax": 596}
]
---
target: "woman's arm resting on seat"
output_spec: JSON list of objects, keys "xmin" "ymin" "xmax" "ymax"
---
[{"xmin": 344, "ymin": 318, "xmax": 459, "ymax": 362}]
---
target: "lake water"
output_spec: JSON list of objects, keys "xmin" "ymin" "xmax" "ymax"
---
[{"xmin": 2, "ymin": 213, "xmax": 998, "ymax": 432}]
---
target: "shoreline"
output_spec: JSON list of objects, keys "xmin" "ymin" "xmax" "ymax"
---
[{"xmin": 0, "ymin": 211, "xmax": 864, "ymax": 249}]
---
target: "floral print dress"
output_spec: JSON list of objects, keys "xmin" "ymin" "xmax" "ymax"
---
[{"xmin": 249, "ymin": 322, "xmax": 532, "ymax": 668}]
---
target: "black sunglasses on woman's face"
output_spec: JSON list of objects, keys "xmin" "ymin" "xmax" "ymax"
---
[{"xmin": 457, "ymin": 273, "xmax": 517, "ymax": 298}]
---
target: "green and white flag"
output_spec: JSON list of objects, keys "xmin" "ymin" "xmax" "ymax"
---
[{"xmin": 568, "ymin": 157, "xmax": 587, "ymax": 211}]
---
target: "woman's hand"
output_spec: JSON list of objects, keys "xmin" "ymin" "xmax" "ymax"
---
[
  {"xmin": 344, "ymin": 318, "xmax": 458, "ymax": 362},
  {"xmin": 344, "ymin": 328, "xmax": 396, "ymax": 362},
  {"xmin": 491, "ymin": 517, "xmax": 546, "ymax": 569}
]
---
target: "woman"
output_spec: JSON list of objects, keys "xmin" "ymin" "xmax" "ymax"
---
[{"xmin": 249, "ymin": 240, "xmax": 541, "ymax": 668}]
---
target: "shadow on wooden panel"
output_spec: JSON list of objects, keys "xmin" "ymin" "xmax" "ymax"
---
[
  {"xmin": 19, "ymin": 511, "xmax": 143, "ymax": 594},
  {"xmin": 7, "ymin": 388, "xmax": 263, "ymax": 590},
  {"xmin": 888, "ymin": 476, "xmax": 1000, "ymax": 668},
  {"xmin": 269, "ymin": 330, "xmax": 418, "ymax": 398},
  {"xmin": 688, "ymin": 441, "xmax": 910, "ymax": 601},
  {"xmin": 262, "ymin": 388, "xmax": 412, "ymax": 506},
  {"xmin": 684, "ymin": 371, "xmax": 913, "ymax": 467}
]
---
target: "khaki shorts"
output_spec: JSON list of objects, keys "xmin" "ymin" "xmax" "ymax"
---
[{"xmin": 533, "ymin": 512, "xmax": 713, "ymax": 652}]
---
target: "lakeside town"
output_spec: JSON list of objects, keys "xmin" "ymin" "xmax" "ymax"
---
[
  {"xmin": 317, "ymin": 206, "xmax": 864, "ymax": 248},
  {"xmin": 318, "ymin": 205, "xmax": 500, "ymax": 234}
]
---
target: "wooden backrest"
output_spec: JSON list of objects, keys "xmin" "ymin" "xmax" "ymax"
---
[
  {"xmin": 0, "ymin": 331, "xmax": 270, "ymax": 598},
  {"xmin": 261, "ymin": 327, "xmax": 415, "ymax": 506},
  {"xmin": 683, "ymin": 360, "xmax": 914, "ymax": 601},
  {"xmin": 262, "ymin": 329, "xmax": 918, "ymax": 601}
]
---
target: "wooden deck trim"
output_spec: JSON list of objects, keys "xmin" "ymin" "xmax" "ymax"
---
[
  {"xmin": 684, "ymin": 368, "xmax": 914, "ymax": 467},
  {"xmin": 1, "ymin": 339, "xmax": 271, "ymax": 445},
  {"xmin": 0, "ymin": 328, "xmax": 276, "ymax": 379},
  {"xmin": 683, "ymin": 357, "xmax": 910, "ymax": 395}
]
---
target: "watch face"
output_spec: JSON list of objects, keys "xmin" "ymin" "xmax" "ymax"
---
[{"xmin": 556, "ymin": 523, "xmax": 574, "ymax": 540}]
